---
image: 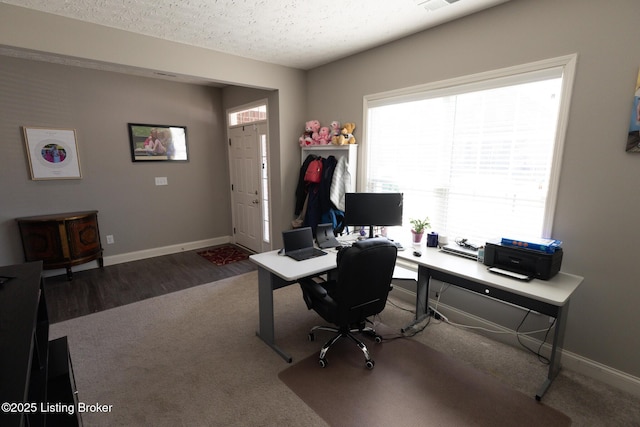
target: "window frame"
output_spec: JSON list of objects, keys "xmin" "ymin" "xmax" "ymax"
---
[{"xmin": 361, "ymin": 54, "xmax": 577, "ymax": 240}]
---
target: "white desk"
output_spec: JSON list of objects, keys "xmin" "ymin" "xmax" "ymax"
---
[
  {"xmin": 396, "ymin": 248, "xmax": 583, "ymax": 400},
  {"xmin": 250, "ymin": 249, "xmax": 339, "ymax": 362},
  {"xmin": 250, "ymin": 244, "xmax": 583, "ymax": 400}
]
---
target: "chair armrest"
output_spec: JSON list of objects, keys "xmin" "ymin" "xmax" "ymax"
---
[
  {"xmin": 299, "ymin": 277, "xmax": 339, "ymax": 311},
  {"xmin": 299, "ymin": 278, "xmax": 329, "ymax": 298}
]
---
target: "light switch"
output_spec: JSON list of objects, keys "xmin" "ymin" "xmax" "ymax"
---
[{"xmin": 155, "ymin": 177, "xmax": 168, "ymax": 186}]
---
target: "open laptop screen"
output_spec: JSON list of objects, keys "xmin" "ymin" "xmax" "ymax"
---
[
  {"xmin": 282, "ymin": 227, "xmax": 327, "ymax": 261},
  {"xmin": 282, "ymin": 227, "xmax": 314, "ymax": 252}
]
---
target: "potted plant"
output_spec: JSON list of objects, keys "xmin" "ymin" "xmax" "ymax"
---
[{"xmin": 410, "ymin": 217, "xmax": 430, "ymax": 244}]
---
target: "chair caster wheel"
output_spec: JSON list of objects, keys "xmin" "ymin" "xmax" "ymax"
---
[
  {"xmin": 374, "ymin": 335, "xmax": 383, "ymax": 343},
  {"xmin": 308, "ymin": 333, "xmax": 315, "ymax": 342},
  {"xmin": 366, "ymin": 360, "xmax": 375, "ymax": 369},
  {"xmin": 319, "ymin": 358, "xmax": 328, "ymax": 368}
]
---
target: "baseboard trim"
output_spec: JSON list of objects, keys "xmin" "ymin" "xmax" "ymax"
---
[
  {"xmin": 42, "ymin": 236, "xmax": 232, "ymax": 278},
  {"xmin": 103, "ymin": 237, "xmax": 231, "ymax": 266},
  {"xmin": 390, "ymin": 286, "xmax": 640, "ymax": 399}
]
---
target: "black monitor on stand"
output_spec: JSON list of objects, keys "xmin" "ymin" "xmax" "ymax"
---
[{"xmin": 344, "ymin": 192, "xmax": 403, "ymax": 239}]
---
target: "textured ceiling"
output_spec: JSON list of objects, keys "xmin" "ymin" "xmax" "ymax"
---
[{"xmin": 1, "ymin": 0, "xmax": 509, "ymax": 70}]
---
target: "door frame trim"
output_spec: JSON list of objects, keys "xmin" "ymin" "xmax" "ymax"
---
[{"xmin": 226, "ymin": 99, "xmax": 271, "ymax": 252}]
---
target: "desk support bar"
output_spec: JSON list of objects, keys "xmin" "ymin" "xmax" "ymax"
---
[
  {"xmin": 401, "ymin": 266, "xmax": 431, "ymax": 333},
  {"xmin": 415, "ymin": 266, "xmax": 430, "ymax": 321},
  {"xmin": 256, "ymin": 267, "xmax": 293, "ymax": 363},
  {"xmin": 536, "ymin": 299, "xmax": 569, "ymax": 400}
]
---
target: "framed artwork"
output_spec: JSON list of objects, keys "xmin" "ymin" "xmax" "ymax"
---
[
  {"xmin": 128, "ymin": 123, "xmax": 188, "ymax": 162},
  {"xmin": 23, "ymin": 127, "xmax": 82, "ymax": 180},
  {"xmin": 626, "ymin": 68, "xmax": 640, "ymax": 152}
]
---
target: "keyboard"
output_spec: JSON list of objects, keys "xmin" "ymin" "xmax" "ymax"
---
[
  {"xmin": 440, "ymin": 244, "xmax": 478, "ymax": 260},
  {"xmin": 285, "ymin": 247, "xmax": 327, "ymax": 261},
  {"xmin": 390, "ymin": 241, "xmax": 404, "ymax": 250}
]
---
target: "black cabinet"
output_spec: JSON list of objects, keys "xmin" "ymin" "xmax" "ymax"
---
[
  {"xmin": 46, "ymin": 336, "xmax": 80, "ymax": 427},
  {"xmin": 0, "ymin": 262, "xmax": 81, "ymax": 427}
]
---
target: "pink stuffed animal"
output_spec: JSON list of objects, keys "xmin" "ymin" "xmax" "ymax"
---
[
  {"xmin": 299, "ymin": 120, "xmax": 321, "ymax": 146},
  {"xmin": 316, "ymin": 126, "xmax": 331, "ymax": 145}
]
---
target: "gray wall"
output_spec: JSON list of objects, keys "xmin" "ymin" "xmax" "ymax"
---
[
  {"xmin": 0, "ymin": 56, "xmax": 229, "ymax": 263},
  {"xmin": 306, "ymin": 0, "xmax": 640, "ymax": 379},
  {"xmin": 0, "ymin": 2, "xmax": 307, "ymax": 254},
  {"xmin": 0, "ymin": 3, "xmax": 307, "ymax": 251}
]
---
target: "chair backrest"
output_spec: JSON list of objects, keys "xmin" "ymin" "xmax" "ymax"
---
[{"xmin": 334, "ymin": 238, "xmax": 398, "ymax": 325}]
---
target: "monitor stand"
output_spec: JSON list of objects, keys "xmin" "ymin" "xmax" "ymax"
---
[{"xmin": 367, "ymin": 225, "xmax": 375, "ymax": 239}]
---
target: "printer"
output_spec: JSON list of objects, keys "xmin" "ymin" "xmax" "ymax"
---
[{"xmin": 483, "ymin": 241, "xmax": 563, "ymax": 280}]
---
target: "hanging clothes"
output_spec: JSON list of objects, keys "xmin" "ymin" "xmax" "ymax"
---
[
  {"xmin": 318, "ymin": 156, "xmax": 338, "ymax": 215},
  {"xmin": 330, "ymin": 155, "xmax": 350, "ymax": 211},
  {"xmin": 295, "ymin": 154, "xmax": 350, "ymax": 235},
  {"xmin": 295, "ymin": 154, "xmax": 317, "ymax": 215}
]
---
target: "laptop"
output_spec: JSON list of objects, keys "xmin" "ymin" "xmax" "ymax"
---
[
  {"xmin": 282, "ymin": 227, "xmax": 327, "ymax": 261},
  {"xmin": 315, "ymin": 223, "xmax": 341, "ymax": 249}
]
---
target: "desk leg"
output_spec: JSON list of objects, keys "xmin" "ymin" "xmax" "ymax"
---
[
  {"xmin": 536, "ymin": 299, "xmax": 569, "ymax": 400},
  {"xmin": 403, "ymin": 265, "xmax": 431, "ymax": 331},
  {"xmin": 255, "ymin": 267, "xmax": 293, "ymax": 363}
]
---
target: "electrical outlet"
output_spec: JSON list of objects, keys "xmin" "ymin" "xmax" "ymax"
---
[{"xmin": 106, "ymin": 235, "xmax": 114, "ymax": 244}]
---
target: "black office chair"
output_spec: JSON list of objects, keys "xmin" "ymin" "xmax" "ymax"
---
[{"xmin": 299, "ymin": 238, "xmax": 398, "ymax": 369}]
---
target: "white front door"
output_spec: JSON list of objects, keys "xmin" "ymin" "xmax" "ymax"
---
[{"xmin": 229, "ymin": 124, "xmax": 261, "ymax": 251}]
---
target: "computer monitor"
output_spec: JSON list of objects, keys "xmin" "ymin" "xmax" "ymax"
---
[{"xmin": 344, "ymin": 192, "xmax": 403, "ymax": 239}]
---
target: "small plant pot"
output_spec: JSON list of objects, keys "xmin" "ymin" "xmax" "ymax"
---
[{"xmin": 411, "ymin": 230, "xmax": 424, "ymax": 244}]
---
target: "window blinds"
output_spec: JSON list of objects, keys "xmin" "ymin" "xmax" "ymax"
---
[{"xmin": 365, "ymin": 66, "xmax": 565, "ymax": 243}]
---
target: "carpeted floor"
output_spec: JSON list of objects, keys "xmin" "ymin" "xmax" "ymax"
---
[
  {"xmin": 49, "ymin": 271, "xmax": 640, "ymax": 426},
  {"xmin": 279, "ymin": 328, "xmax": 570, "ymax": 427}
]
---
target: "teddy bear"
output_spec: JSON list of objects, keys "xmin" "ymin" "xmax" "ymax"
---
[
  {"xmin": 299, "ymin": 120, "xmax": 320, "ymax": 146},
  {"xmin": 334, "ymin": 122, "xmax": 356, "ymax": 145},
  {"xmin": 330, "ymin": 121, "xmax": 341, "ymax": 144},
  {"xmin": 315, "ymin": 126, "xmax": 331, "ymax": 145}
]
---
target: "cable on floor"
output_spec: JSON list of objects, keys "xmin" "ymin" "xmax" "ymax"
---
[{"xmin": 380, "ymin": 282, "xmax": 556, "ymax": 363}]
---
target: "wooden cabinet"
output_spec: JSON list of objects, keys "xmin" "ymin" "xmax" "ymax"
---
[
  {"xmin": 16, "ymin": 211, "xmax": 103, "ymax": 280},
  {"xmin": 0, "ymin": 262, "xmax": 81, "ymax": 427}
]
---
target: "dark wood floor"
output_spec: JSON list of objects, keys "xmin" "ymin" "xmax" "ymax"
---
[{"xmin": 44, "ymin": 245, "xmax": 257, "ymax": 324}]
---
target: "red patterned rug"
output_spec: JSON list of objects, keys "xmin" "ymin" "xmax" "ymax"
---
[{"xmin": 197, "ymin": 245, "xmax": 250, "ymax": 266}]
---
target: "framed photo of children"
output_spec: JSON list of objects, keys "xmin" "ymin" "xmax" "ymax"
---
[
  {"xmin": 128, "ymin": 123, "xmax": 189, "ymax": 162},
  {"xmin": 23, "ymin": 126, "xmax": 82, "ymax": 180}
]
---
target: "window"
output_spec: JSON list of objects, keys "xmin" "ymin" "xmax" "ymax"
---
[
  {"xmin": 364, "ymin": 55, "xmax": 576, "ymax": 244},
  {"xmin": 260, "ymin": 133, "xmax": 270, "ymax": 244},
  {"xmin": 228, "ymin": 105, "xmax": 267, "ymax": 126}
]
